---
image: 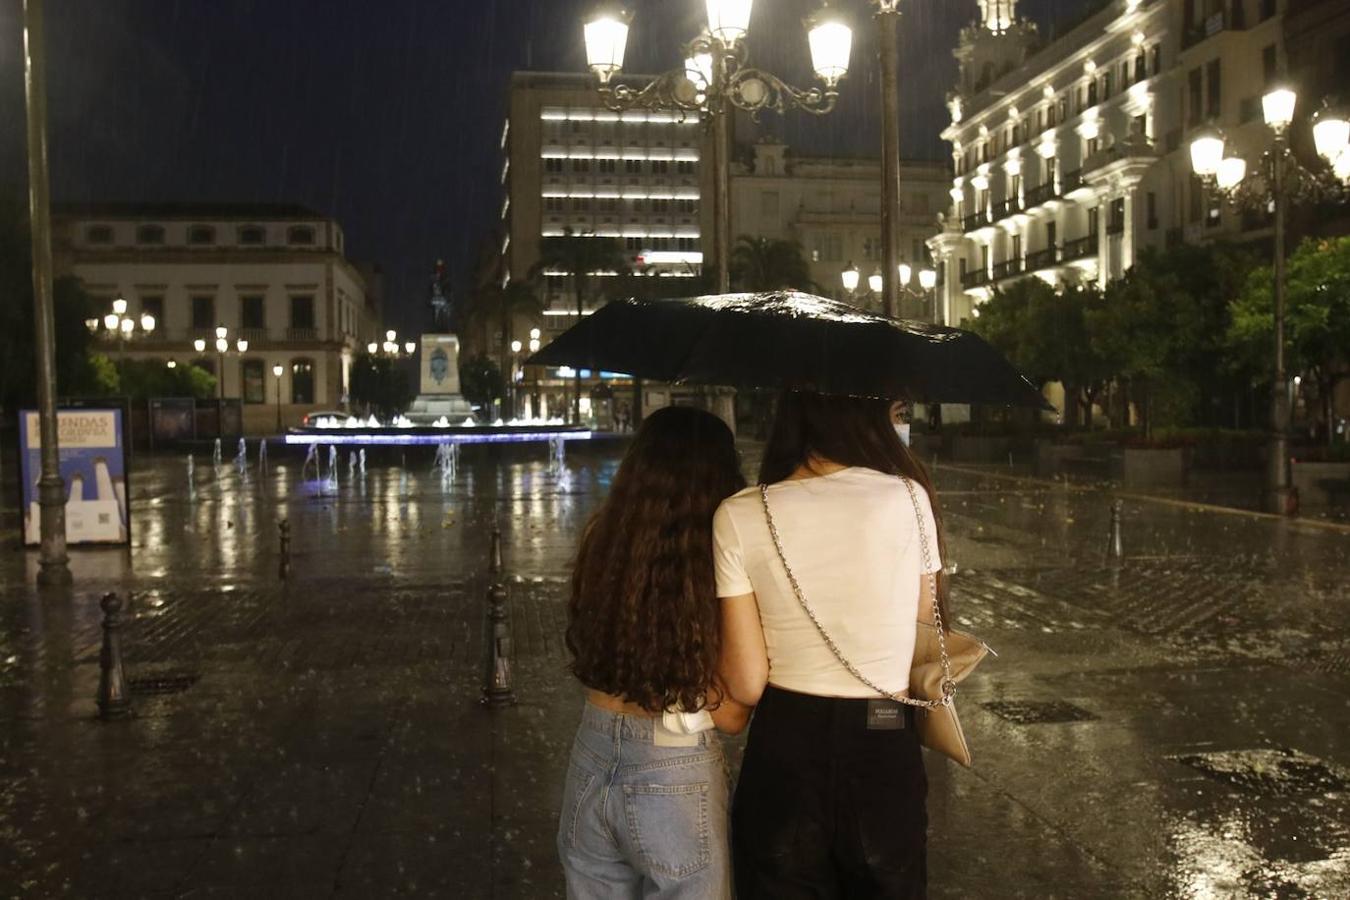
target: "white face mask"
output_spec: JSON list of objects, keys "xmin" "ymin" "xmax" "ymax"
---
[{"xmin": 894, "ymin": 422, "xmax": 911, "ymax": 446}]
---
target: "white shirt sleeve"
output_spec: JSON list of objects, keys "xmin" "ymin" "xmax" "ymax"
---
[
  {"xmin": 712, "ymin": 502, "xmax": 753, "ymax": 597},
  {"xmin": 910, "ymin": 482, "xmax": 944, "ymax": 574}
]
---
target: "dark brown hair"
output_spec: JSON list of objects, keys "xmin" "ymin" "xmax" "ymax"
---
[
  {"xmin": 759, "ymin": 390, "xmax": 951, "ymax": 627},
  {"xmin": 567, "ymin": 406, "xmax": 746, "ymax": 713}
]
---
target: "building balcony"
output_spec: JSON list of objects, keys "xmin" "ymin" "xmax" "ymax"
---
[
  {"xmin": 238, "ymin": 327, "xmax": 269, "ymax": 344},
  {"xmin": 1182, "ymin": 10, "xmax": 1243, "ymax": 50},
  {"xmin": 991, "ymin": 197, "xmax": 1023, "ymax": 221},
  {"xmin": 991, "ymin": 258, "xmax": 1024, "ymax": 281},
  {"xmin": 1083, "ymin": 136, "xmax": 1158, "ymax": 188},
  {"xmin": 960, "ymin": 268, "xmax": 990, "ymax": 290},
  {"xmin": 961, "ymin": 209, "xmax": 992, "ymax": 233},
  {"xmin": 1062, "ymin": 234, "xmax": 1098, "ymax": 262},
  {"xmin": 1024, "ymin": 182, "xmax": 1057, "ymax": 209},
  {"xmin": 1061, "ymin": 168, "xmax": 1085, "ymax": 196},
  {"xmin": 1025, "ymin": 247, "xmax": 1058, "ymax": 271},
  {"xmin": 285, "ymin": 327, "xmax": 319, "ymax": 342}
]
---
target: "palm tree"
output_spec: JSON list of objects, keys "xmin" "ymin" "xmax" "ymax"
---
[
  {"xmin": 534, "ymin": 228, "xmax": 629, "ymax": 423},
  {"xmin": 730, "ymin": 235, "xmax": 815, "ymax": 292}
]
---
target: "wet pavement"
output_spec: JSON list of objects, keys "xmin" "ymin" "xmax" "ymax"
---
[{"xmin": 1, "ymin": 442, "xmax": 1348, "ymax": 898}]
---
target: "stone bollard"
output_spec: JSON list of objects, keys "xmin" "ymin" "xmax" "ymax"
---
[
  {"xmin": 481, "ymin": 525, "xmax": 516, "ymax": 708},
  {"xmin": 1106, "ymin": 499, "xmax": 1124, "ymax": 562},
  {"xmin": 278, "ymin": 519, "xmax": 291, "ymax": 580},
  {"xmin": 97, "ymin": 593, "xmax": 133, "ymax": 720}
]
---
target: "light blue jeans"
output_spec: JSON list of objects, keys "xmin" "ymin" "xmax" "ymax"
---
[{"xmin": 557, "ymin": 701, "xmax": 731, "ymax": 899}]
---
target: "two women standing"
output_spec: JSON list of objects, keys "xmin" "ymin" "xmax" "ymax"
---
[{"xmin": 559, "ymin": 393, "xmax": 948, "ymax": 899}]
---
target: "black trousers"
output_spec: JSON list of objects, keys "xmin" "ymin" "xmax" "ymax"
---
[{"xmin": 732, "ymin": 685, "xmax": 928, "ymax": 899}]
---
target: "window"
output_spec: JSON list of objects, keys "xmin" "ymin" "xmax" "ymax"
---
[
  {"xmin": 1135, "ymin": 52, "xmax": 1147, "ymax": 83},
  {"xmin": 86, "ymin": 225, "xmax": 113, "ymax": 245},
  {"xmin": 624, "ymin": 159, "xmax": 641, "ymax": 174},
  {"xmin": 677, "ymin": 237, "xmax": 698, "ymax": 252},
  {"xmin": 188, "ymin": 225, "xmax": 216, "ymax": 245},
  {"xmin": 1012, "ymin": 233, "xmax": 1022, "ymax": 260},
  {"xmin": 1102, "ymin": 71, "xmax": 1113, "ymax": 100},
  {"xmin": 1262, "ymin": 45, "xmax": 1277, "ymax": 86},
  {"xmin": 862, "ymin": 235, "xmax": 882, "ymax": 261},
  {"xmin": 625, "ymin": 237, "xmax": 642, "ymax": 251},
  {"xmin": 1088, "ymin": 206, "xmax": 1099, "ymax": 236},
  {"xmin": 1133, "ymin": 114, "xmax": 1148, "ymax": 138},
  {"xmin": 191, "ymin": 296, "xmax": 214, "ymax": 330},
  {"xmin": 1087, "ymin": 80, "xmax": 1098, "ymax": 107},
  {"xmin": 1086, "ymin": 136, "xmax": 1100, "ymax": 157},
  {"xmin": 572, "ymin": 158, "xmax": 590, "ymax": 174},
  {"xmin": 136, "ymin": 224, "xmax": 165, "ymax": 245},
  {"xmin": 240, "ymin": 295, "xmax": 265, "ymax": 330},
  {"xmin": 290, "ymin": 295, "xmax": 315, "ymax": 330},
  {"xmin": 545, "ymin": 158, "xmax": 564, "ymax": 173},
  {"xmin": 1151, "ymin": 45, "xmax": 1162, "ymax": 76},
  {"xmin": 1147, "ymin": 192, "xmax": 1158, "ymax": 229},
  {"xmin": 572, "ymin": 197, "xmax": 592, "ymax": 212},
  {"xmin": 1260, "ymin": 0, "xmax": 1275, "ymax": 21},
  {"xmin": 598, "ymin": 159, "xmax": 617, "ymax": 174},
  {"xmin": 912, "ymin": 239, "xmax": 926, "ymax": 263},
  {"xmin": 1206, "ymin": 59, "xmax": 1221, "ymax": 119},
  {"xmin": 238, "ymin": 225, "xmax": 266, "ymax": 245},
  {"xmin": 761, "ymin": 191, "xmax": 779, "ymax": 217},
  {"xmin": 1188, "ymin": 68, "xmax": 1203, "ymax": 125},
  {"xmin": 290, "ymin": 359, "xmax": 315, "ymax": 404},
  {"xmin": 1046, "ymin": 221, "xmax": 1057, "ymax": 248},
  {"xmin": 651, "ymin": 199, "xmax": 671, "ymax": 214},
  {"xmin": 241, "ymin": 359, "xmax": 266, "ymax": 404},
  {"xmin": 677, "ymin": 198, "xmax": 697, "ymax": 214},
  {"xmin": 651, "ymin": 160, "xmax": 670, "ymax": 174},
  {"xmin": 1045, "ymin": 156, "xmax": 1057, "ymax": 189},
  {"xmin": 1010, "ymin": 174, "xmax": 1022, "ymax": 200},
  {"xmin": 1231, "ymin": 0, "xmax": 1246, "ymax": 29},
  {"xmin": 1109, "ymin": 198, "xmax": 1126, "ymax": 234},
  {"xmin": 545, "ymin": 197, "xmax": 565, "ymax": 212},
  {"xmin": 676, "ymin": 160, "xmax": 696, "ymax": 175},
  {"xmin": 287, "ymin": 226, "xmax": 315, "ymax": 245},
  {"xmin": 141, "ymin": 296, "xmax": 165, "ymax": 327},
  {"xmin": 598, "ymin": 198, "xmax": 618, "ymax": 212},
  {"xmin": 980, "ymin": 244, "xmax": 990, "ymax": 271}
]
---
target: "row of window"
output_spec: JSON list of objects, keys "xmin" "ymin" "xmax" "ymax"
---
[
  {"xmin": 544, "ymin": 158, "xmax": 697, "ymax": 175},
  {"xmin": 958, "ymin": 44, "xmax": 1161, "ymax": 173},
  {"xmin": 101, "ymin": 294, "xmax": 317, "ymax": 332},
  {"xmin": 623, "ymin": 237, "xmax": 700, "ymax": 253},
  {"xmin": 85, "ymin": 223, "xmax": 319, "ymax": 248},
  {"xmin": 544, "ymin": 197, "xmax": 697, "ymax": 214},
  {"xmin": 205, "ymin": 358, "xmax": 317, "ymax": 405}
]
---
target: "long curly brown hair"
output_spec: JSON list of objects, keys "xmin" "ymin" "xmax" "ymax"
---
[
  {"xmin": 759, "ymin": 390, "xmax": 952, "ymax": 627},
  {"xmin": 567, "ymin": 406, "xmax": 746, "ymax": 713}
]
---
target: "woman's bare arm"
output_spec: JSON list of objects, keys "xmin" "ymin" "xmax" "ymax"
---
[{"xmin": 719, "ymin": 592, "xmax": 769, "ymax": 707}]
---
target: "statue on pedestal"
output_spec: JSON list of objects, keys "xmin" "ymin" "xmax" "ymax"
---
[{"xmin": 407, "ymin": 259, "xmax": 477, "ymax": 423}]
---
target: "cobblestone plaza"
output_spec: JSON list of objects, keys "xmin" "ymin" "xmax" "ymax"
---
[{"xmin": 2, "ymin": 443, "xmax": 1348, "ymax": 898}]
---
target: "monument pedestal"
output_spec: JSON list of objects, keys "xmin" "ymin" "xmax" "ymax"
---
[{"xmin": 407, "ymin": 334, "xmax": 476, "ymax": 423}]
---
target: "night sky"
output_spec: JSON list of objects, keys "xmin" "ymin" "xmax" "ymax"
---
[{"xmin": 0, "ymin": 0, "xmax": 1095, "ymax": 338}]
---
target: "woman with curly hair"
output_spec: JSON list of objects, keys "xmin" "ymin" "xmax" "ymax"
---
[{"xmin": 558, "ymin": 406, "xmax": 751, "ymax": 899}]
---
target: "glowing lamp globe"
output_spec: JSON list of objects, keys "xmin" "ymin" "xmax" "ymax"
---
[
  {"xmin": 367, "ymin": 342, "xmax": 377, "ymax": 354},
  {"xmin": 405, "ymin": 341, "xmax": 416, "ymax": 355},
  {"xmin": 236, "ymin": 339, "xmax": 249, "ymax": 353},
  {"xmin": 1262, "ymin": 86, "xmax": 1297, "ymax": 130},
  {"xmin": 193, "ymin": 339, "xmax": 206, "ymax": 353},
  {"xmin": 584, "ymin": 12, "xmax": 629, "ymax": 83},
  {"xmin": 104, "ymin": 314, "xmax": 119, "ymax": 331},
  {"xmin": 1216, "ymin": 157, "xmax": 1246, "ymax": 191},
  {"xmin": 808, "ymin": 13, "xmax": 851, "ymax": 86},
  {"xmin": 706, "ymin": 0, "xmax": 753, "ymax": 44},
  {"xmin": 272, "ymin": 364, "xmax": 284, "ymax": 378},
  {"xmin": 868, "ymin": 270, "xmax": 883, "ymax": 294},
  {"xmin": 112, "ymin": 296, "xmax": 128, "ymax": 316},
  {"xmin": 1189, "ymin": 129, "xmax": 1225, "ymax": 177},
  {"xmin": 919, "ymin": 268, "xmax": 937, "ymax": 290},
  {"xmin": 1313, "ymin": 110, "xmax": 1350, "ymax": 164},
  {"xmin": 215, "ymin": 338, "xmax": 228, "ymax": 353},
  {"xmin": 840, "ymin": 262, "xmax": 860, "ymax": 292},
  {"xmin": 140, "ymin": 313, "xmax": 156, "ymax": 333},
  {"xmin": 898, "ymin": 263, "xmax": 912, "ymax": 286}
]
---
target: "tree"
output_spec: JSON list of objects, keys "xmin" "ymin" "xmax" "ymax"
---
[
  {"xmin": 970, "ymin": 277, "xmax": 1111, "ymax": 426},
  {"xmin": 458, "ymin": 354, "xmax": 506, "ymax": 411},
  {"xmin": 730, "ymin": 236, "xmax": 815, "ymax": 292},
  {"xmin": 535, "ymin": 228, "xmax": 628, "ymax": 422},
  {"xmin": 0, "ymin": 196, "xmax": 114, "ymax": 414},
  {"xmin": 349, "ymin": 353, "xmax": 413, "ymax": 421},
  {"xmin": 1095, "ymin": 243, "xmax": 1255, "ymax": 432},
  {"xmin": 116, "ymin": 359, "xmax": 216, "ymax": 400},
  {"xmin": 1228, "ymin": 236, "xmax": 1350, "ymax": 443}
]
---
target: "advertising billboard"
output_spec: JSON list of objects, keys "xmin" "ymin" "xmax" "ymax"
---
[{"xmin": 19, "ymin": 408, "xmax": 129, "ymax": 546}]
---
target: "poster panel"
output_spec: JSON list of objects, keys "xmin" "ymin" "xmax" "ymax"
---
[{"xmin": 19, "ymin": 408, "xmax": 129, "ymax": 546}]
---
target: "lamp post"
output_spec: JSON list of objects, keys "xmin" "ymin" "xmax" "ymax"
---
[
  {"xmin": 873, "ymin": 0, "xmax": 903, "ymax": 318},
  {"xmin": 194, "ymin": 324, "xmax": 248, "ymax": 400},
  {"xmin": 88, "ymin": 295, "xmax": 156, "ymax": 375},
  {"xmin": 22, "ymin": 0, "xmax": 69, "ymax": 585},
  {"xmin": 272, "ymin": 363, "xmax": 284, "ymax": 432},
  {"xmin": 509, "ymin": 339, "xmax": 523, "ymax": 420},
  {"xmin": 528, "ymin": 330, "xmax": 542, "ymax": 420},
  {"xmin": 583, "ymin": 0, "xmax": 851, "ymax": 294},
  {"xmin": 1189, "ymin": 88, "xmax": 1349, "ymax": 514}
]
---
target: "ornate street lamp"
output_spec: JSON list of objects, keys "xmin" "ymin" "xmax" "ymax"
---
[
  {"xmin": 272, "ymin": 362, "xmax": 285, "ymax": 432},
  {"xmin": 1189, "ymin": 86, "xmax": 1349, "ymax": 514},
  {"xmin": 583, "ymin": 0, "xmax": 850, "ymax": 294},
  {"xmin": 204, "ymin": 324, "xmax": 248, "ymax": 400},
  {"xmin": 840, "ymin": 261, "xmax": 860, "ymax": 294},
  {"xmin": 90, "ymin": 293, "xmax": 156, "ymax": 372}
]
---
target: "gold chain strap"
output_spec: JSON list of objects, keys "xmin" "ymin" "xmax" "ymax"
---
[{"xmin": 758, "ymin": 480, "xmax": 954, "ymax": 710}]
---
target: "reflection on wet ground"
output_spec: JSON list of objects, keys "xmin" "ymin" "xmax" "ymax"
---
[{"xmin": 1, "ymin": 443, "xmax": 1347, "ymax": 898}]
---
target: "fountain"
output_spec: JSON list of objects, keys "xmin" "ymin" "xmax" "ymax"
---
[
  {"xmin": 348, "ymin": 451, "xmax": 358, "ymax": 479},
  {"xmin": 258, "ymin": 439, "xmax": 268, "ymax": 475},
  {"xmin": 235, "ymin": 438, "xmax": 248, "ymax": 475},
  {"xmin": 300, "ymin": 442, "xmax": 320, "ymax": 481},
  {"xmin": 212, "ymin": 438, "xmax": 222, "ymax": 467},
  {"xmin": 358, "ymin": 449, "xmax": 367, "ymax": 475},
  {"xmin": 326, "ymin": 446, "xmax": 339, "ymax": 490}
]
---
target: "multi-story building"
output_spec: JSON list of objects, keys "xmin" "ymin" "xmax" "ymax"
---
[
  {"xmin": 501, "ymin": 71, "xmax": 716, "ymax": 333},
  {"xmin": 931, "ymin": 0, "xmax": 1293, "ymax": 329},
  {"xmin": 53, "ymin": 203, "xmax": 382, "ymax": 434},
  {"xmin": 730, "ymin": 138, "xmax": 950, "ymax": 316}
]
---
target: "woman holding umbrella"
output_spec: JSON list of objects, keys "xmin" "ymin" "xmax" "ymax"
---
[{"xmin": 715, "ymin": 390, "xmax": 948, "ymax": 898}]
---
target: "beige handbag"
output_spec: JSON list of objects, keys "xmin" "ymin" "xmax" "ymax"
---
[{"xmin": 759, "ymin": 479, "xmax": 990, "ymax": 768}]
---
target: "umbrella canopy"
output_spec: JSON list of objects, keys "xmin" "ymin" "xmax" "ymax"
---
[{"xmin": 527, "ymin": 291, "xmax": 1052, "ymax": 410}]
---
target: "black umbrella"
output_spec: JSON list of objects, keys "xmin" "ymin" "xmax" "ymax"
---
[{"xmin": 527, "ymin": 290, "xmax": 1051, "ymax": 410}]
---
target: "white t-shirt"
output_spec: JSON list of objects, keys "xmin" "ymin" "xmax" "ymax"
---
[{"xmin": 712, "ymin": 467, "xmax": 942, "ymax": 699}]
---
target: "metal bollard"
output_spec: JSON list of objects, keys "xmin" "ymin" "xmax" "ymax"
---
[
  {"xmin": 97, "ymin": 593, "xmax": 133, "ymax": 720},
  {"xmin": 1106, "ymin": 499, "xmax": 1123, "ymax": 562},
  {"xmin": 481, "ymin": 525, "xmax": 516, "ymax": 707},
  {"xmin": 278, "ymin": 519, "xmax": 291, "ymax": 580}
]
